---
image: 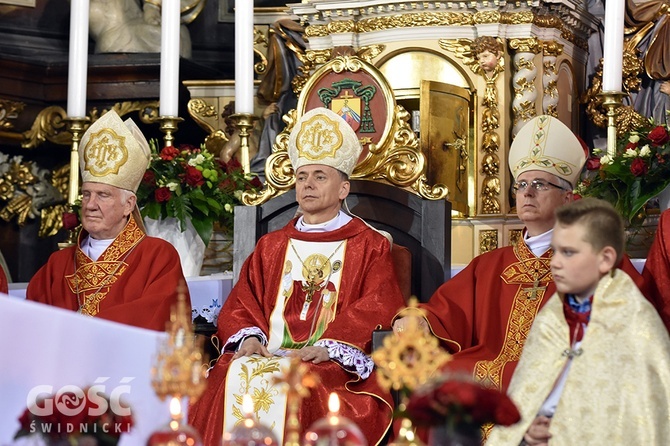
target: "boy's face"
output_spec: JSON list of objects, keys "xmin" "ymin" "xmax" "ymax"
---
[{"xmin": 550, "ymin": 222, "xmax": 616, "ymax": 300}]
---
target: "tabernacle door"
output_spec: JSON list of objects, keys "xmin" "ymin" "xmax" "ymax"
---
[{"xmin": 420, "ymin": 80, "xmax": 474, "ymax": 215}]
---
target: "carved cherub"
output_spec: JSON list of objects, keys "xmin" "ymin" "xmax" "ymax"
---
[{"xmin": 438, "ymin": 36, "xmax": 505, "ymax": 79}]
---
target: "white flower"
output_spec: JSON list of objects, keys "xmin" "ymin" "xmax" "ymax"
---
[
  {"xmin": 234, "ymin": 190, "xmax": 243, "ymax": 201},
  {"xmin": 224, "ymin": 203, "xmax": 233, "ymax": 212},
  {"xmin": 629, "ymin": 134, "xmax": 640, "ymax": 143},
  {"xmin": 593, "ymin": 148, "xmax": 603, "ymax": 155},
  {"xmin": 624, "ymin": 148, "xmax": 639, "ymax": 158},
  {"xmin": 639, "ymin": 145, "xmax": 652, "ymax": 157},
  {"xmin": 600, "ymin": 155, "xmax": 613, "ymax": 165},
  {"xmin": 188, "ymin": 154, "xmax": 205, "ymax": 166},
  {"xmin": 166, "ymin": 181, "xmax": 179, "ymax": 191}
]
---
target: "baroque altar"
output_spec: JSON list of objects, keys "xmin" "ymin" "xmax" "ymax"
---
[{"xmin": 187, "ymin": 0, "xmax": 596, "ymax": 264}]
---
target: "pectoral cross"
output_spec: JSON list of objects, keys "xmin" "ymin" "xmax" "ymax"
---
[
  {"xmin": 524, "ymin": 278, "xmax": 546, "ymax": 301},
  {"xmin": 300, "ymin": 279, "xmax": 318, "ymax": 321},
  {"xmin": 301, "ymin": 279, "xmax": 319, "ymax": 303}
]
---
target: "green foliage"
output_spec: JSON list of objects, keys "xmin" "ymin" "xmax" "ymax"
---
[
  {"xmin": 577, "ymin": 119, "xmax": 670, "ymax": 226},
  {"xmin": 136, "ymin": 141, "xmax": 262, "ymax": 245}
]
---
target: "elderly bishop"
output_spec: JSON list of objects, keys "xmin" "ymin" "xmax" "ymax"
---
[{"xmin": 26, "ymin": 110, "xmax": 188, "ymax": 331}]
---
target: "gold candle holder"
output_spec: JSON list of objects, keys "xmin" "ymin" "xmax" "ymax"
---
[
  {"xmin": 158, "ymin": 116, "xmax": 184, "ymax": 147},
  {"xmin": 59, "ymin": 117, "xmax": 90, "ymax": 250},
  {"xmin": 228, "ymin": 113, "xmax": 259, "ymax": 174},
  {"xmin": 598, "ymin": 91, "xmax": 626, "ymax": 157}
]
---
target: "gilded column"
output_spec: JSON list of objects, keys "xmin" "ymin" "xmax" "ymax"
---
[
  {"xmin": 509, "ymin": 38, "xmax": 540, "ymax": 136},
  {"xmin": 541, "ymin": 41, "xmax": 563, "ymax": 118}
]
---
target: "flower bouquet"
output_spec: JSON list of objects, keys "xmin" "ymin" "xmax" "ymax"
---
[
  {"xmin": 13, "ymin": 387, "xmax": 133, "ymax": 446},
  {"xmin": 136, "ymin": 142, "xmax": 262, "ymax": 246},
  {"xmin": 577, "ymin": 120, "xmax": 670, "ymax": 226},
  {"xmin": 404, "ymin": 373, "xmax": 520, "ymax": 445}
]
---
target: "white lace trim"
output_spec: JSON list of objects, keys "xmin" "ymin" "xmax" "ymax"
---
[
  {"xmin": 224, "ymin": 326, "xmax": 267, "ymax": 352},
  {"xmin": 315, "ymin": 339, "xmax": 374, "ymax": 379}
]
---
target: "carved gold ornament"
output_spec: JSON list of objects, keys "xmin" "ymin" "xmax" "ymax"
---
[
  {"xmin": 151, "ymin": 283, "xmax": 207, "ymax": 401},
  {"xmin": 241, "ymin": 56, "xmax": 448, "ymax": 206},
  {"xmin": 372, "ymin": 298, "xmax": 451, "ymax": 392}
]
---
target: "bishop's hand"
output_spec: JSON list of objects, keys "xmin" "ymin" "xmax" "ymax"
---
[
  {"xmin": 234, "ymin": 337, "xmax": 272, "ymax": 359},
  {"xmin": 291, "ymin": 346, "xmax": 330, "ymax": 364}
]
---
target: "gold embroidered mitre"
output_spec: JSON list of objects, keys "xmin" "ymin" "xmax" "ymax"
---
[
  {"xmin": 508, "ymin": 115, "xmax": 587, "ymax": 187},
  {"xmin": 288, "ymin": 107, "xmax": 363, "ymax": 177},
  {"xmin": 79, "ymin": 110, "xmax": 151, "ymax": 193}
]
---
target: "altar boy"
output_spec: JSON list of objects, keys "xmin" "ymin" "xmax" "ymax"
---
[{"xmin": 487, "ymin": 198, "xmax": 670, "ymax": 445}]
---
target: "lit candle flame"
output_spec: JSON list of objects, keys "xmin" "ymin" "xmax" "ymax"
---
[
  {"xmin": 243, "ymin": 393, "xmax": 254, "ymax": 416},
  {"xmin": 169, "ymin": 397, "xmax": 181, "ymax": 417},
  {"xmin": 328, "ymin": 392, "xmax": 340, "ymax": 414}
]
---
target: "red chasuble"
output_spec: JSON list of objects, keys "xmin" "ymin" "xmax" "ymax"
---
[
  {"xmin": 418, "ymin": 233, "xmax": 644, "ymax": 392},
  {"xmin": 0, "ymin": 265, "xmax": 7, "ymax": 294},
  {"xmin": 642, "ymin": 209, "xmax": 670, "ymax": 332},
  {"xmin": 189, "ymin": 217, "xmax": 405, "ymax": 446},
  {"xmin": 26, "ymin": 215, "xmax": 188, "ymax": 331}
]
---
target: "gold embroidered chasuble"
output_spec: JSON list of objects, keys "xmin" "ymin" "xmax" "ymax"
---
[
  {"xmin": 222, "ymin": 238, "xmax": 347, "ymax": 443},
  {"xmin": 66, "ymin": 215, "xmax": 145, "ymax": 316},
  {"xmin": 473, "ymin": 239, "xmax": 553, "ymax": 389},
  {"xmin": 488, "ymin": 270, "xmax": 670, "ymax": 445}
]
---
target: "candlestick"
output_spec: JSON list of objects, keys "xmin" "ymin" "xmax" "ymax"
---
[
  {"xmin": 58, "ymin": 117, "xmax": 90, "ymax": 250},
  {"xmin": 148, "ymin": 397, "xmax": 203, "ymax": 446},
  {"xmin": 303, "ymin": 393, "xmax": 367, "ymax": 446},
  {"xmin": 222, "ymin": 394, "xmax": 279, "ymax": 446},
  {"xmin": 599, "ymin": 91, "xmax": 626, "ymax": 157},
  {"xmin": 228, "ymin": 113, "xmax": 259, "ymax": 174},
  {"xmin": 602, "ymin": 0, "xmax": 625, "ymax": 91},
  {"xmin": 160, "ymin": 0, "xmax": 181, "ymax": 117},
  {"xmin": 67, "ymin": 0, "xmax": 90, "ymax": 118},
  {"xmin": 235, "ymin": 0, "xmax": 255, "ymax": 114},
  {"xmin": 158, "ymin": 116, "xmax": 184, "ymax": 147}
]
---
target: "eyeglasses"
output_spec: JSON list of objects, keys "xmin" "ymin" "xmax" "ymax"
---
[{"xmin": 513, "ymin": 179, "xmax": 567, "ymax": 193}]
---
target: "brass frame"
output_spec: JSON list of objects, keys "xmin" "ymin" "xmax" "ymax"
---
[{"xmin": 241, "ymin": 55, "xmax": 448, "ymax": 206}]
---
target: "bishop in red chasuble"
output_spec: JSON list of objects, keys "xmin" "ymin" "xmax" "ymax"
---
[
  {"xmin": 189, "ymin": 107, "xmax": 405, "ymax": 445},
  {"xmin": 393, "ymin": 116, "xmax": 644, "ymax": 393},
  {"xmin": 27, "ymin": 213, "xmax": 186, "ymax": 331},
  {"xmin": 26, "ymin": 110, "xmax": 187, "ymax": 331}
]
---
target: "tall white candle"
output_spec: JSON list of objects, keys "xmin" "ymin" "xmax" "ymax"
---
[
  {"xmin": 66, "ymin": 0, "xmax": 90, "ymax": 118},
  {"xmin": 160, "ymin": 0, "xmax": 181, "ymax": 117},
  {"xmin": 602, "ymin": 0, "xmax": 625, "ymax": 91},
  {"xmin": 235, "ymin": 0, "xmax": 254, "ymax": 114}
]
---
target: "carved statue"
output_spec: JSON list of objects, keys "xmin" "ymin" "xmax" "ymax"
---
[
  {"xmin": 625, "ymin": 0, "xmax": 670, "ymax": 124},
  {"xmin": 88, "ymin": 0, "xmax": 203, "ymax": 58}
]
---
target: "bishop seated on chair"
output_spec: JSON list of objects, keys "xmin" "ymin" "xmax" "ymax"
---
[
  {"xmin": 26, "ymin": 110, "xmax": 189, "ymax": 332},
  {"xmin": 188, "ymin": 108, "xmax": 406, "ymax": 445}
]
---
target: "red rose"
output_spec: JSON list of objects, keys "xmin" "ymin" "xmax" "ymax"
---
[
  {"xmin": 184, "ymin": 166, "xmax": 204, "ymax": 187},
  {"xmin": 585, "ymin": 157, "xmax": 601, "ymax": 171},
  {"xmin": 648, "ymin": 126, "xmax": 670, "ymax": 146},
  {"xmin": 155, "ymin": 187, "xmax": 172, "ymax": 202},
  {"xmin": 226, "ymin": 157, "xmax": 243, "ymax": 174},
  {"xmin": 494, "ymin": 394, "xmax": 521, "ymax": 426},
  {"xmin": 625, "ymin": 141, "xmax": 638, "ymax": 151},
  {"xmin": 630, "ymin": 158, "xmax": 649, "ymax": 176},
  {"xmin": 62, "ymin": 212, "xmax": 80, "ymax": 230},
  {"xmin": 142, "ymin": 171, "xmax": 156, "ymax": 186},
  {"xmin": 18, "ymin": 408, "xmax": 31, "ymax": 431},
  {"xmin": 159, "ymin": 146, "xmax": 180, "ymax": 161},
  {"xmin": 249, "ymin": 176, "xmax": 262, "ymax": 189},
  {"xmin": 219, "ymin": 177, "xmax": 235, "ymax": 192}
]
